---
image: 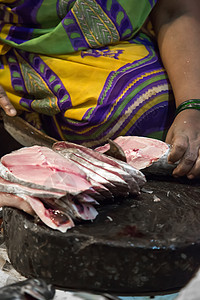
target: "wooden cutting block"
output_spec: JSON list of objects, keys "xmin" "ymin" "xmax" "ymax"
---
[{"xmin": 3, "ymin": 177, "xmax": 200, "ymax": 296}]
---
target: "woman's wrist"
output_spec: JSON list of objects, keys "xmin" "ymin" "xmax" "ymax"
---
[{"xmin": 176, "ymin": 99, "xmax": 200, "ymax": 116}]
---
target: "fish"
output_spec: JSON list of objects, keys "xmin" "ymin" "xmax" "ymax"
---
[
  {"xmin": 42, "ymin": 196, "xmax": 98, "ymax": 222},
  {"xmin": 0, "ymin": 141, "xmax": 146, "ymax": 232},
  {"xmin": 95, "ymin": 136, "xmax": 177, "ymax": 176},
  {"xmin": 54, "ymin": 147, "xmax": 130, "ymax": 197},
  {"xmin": 0, "ymin": 146, "xmax": 95, "ymax": 195},
  {"xmin": 53, "ymin": 141, "xmax": 146, "ymax": 195},
  {"xmin": 16, "ymin": 193, "xmax": 75, "ymax": 232},
  {"xmin": 0, "ymin": 278, "xmax": 55, "ymax": 300},
  {"xmin": 142, "ymin": 147, "xmax": 178, "ymax": 176},
  {"xmin": 0, "ymin": 176, "xmax": 66, "ymax": 199}
]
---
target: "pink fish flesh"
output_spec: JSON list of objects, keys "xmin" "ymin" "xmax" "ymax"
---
[
  {"xmin": 42, "ymin": 196, "xmax": 98, "ymax": 221},
  {"xmin": 0, "ymin": 146, "xmax": 95, "ymax": 195},
  {"xmin": 95, "ymin": 136, "xmax": 177, "ymax": 175},
  {"xmin": 53, "ymin": 141, "xmax": 146, "ymax": 195},
  {"xmin": 0, "ymin": 141, "xmax": 147, "ymax": 232},
  {"xmin": 0, "ymin": 176, "xmax": 66, "ymax": 199},
  {"xmin": 17, "ymin": 193, "xmax": 75, "ymax": 232}
]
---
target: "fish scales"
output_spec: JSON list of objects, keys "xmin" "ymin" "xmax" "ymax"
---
[
  {"xmin": 86, "ymin": 179, "xmax": 113, "ymax": 201},
  {"xmin": 0, "ymin": 176, "xmax": 66, "ymax": 199},
  {"xmin": 61, "ymin": 150, "xmax": 115, "ymax": 186},
  {"xmin": 76, "ymin": 193, "xmax": 99, "ymax": 205},
  {"xmin": 42, "ymin": 196, "xmax": 98, "ymax": 221},
  {"xmin": 1, "ymin": 146, "xmax": 96, "ymax": 195},
  {"xmin": 53, "ymin": 141, "xmax": 145, "ymax": 194},
  {"xmin": 0, "ymin": 161, "xmax": 96, "ymax": 196},
  {"xmin": 59, "ymin": 149, "xmax": 130, "ymax": 196}
]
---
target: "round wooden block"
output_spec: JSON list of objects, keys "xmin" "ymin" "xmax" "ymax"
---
[{"xmin": 3, "ymin": 178, "xmax": 200, "ymax": 296}]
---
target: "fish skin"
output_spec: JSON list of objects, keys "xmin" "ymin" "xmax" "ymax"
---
[
  {"xmin": 0, "ymin": 161, "xmax": 96, "ymax": 196},
  {"xmin": 53, "ymin": 142, "xmax": 143, "ymax": 195},
  {"xmin": 0, "ymin": 278, "xmax": 55, "ymax": 300},
  {"xmin": 60, "ymin": 196, "xmax": 99, "ymax": 221},
  {"xmin": 75, "ymin": 193, "xmax": 100, "ymax": 205},
  {"xmin": 53, "ymin": 141, "xmax": 129, "ymax": 171},
  {"xmin": 142, "ymin": 148, "xmax": 178, "ymax": 176},
  {"xmin": 43, "ymin": 196, "xmax": 98, "ymax": 221},
  {"xmin": 0, "ymin": 176, "xmax": 66, "ymax": 199},
  {"xmin": 108, "ymin": 157, "xmax": 146, "ymax": 188},
  {"xmin": 87, "ymin": 179, "xmax": 113, "ymax": 201},
  {"xmin": 16, "ymin": 193, "xmax": 75, "ymax": 232},
  {"xmin": 72, "ymin": 200, "xmax": 99, "ymax": 221},
  {"xmin": 57, "ymin": 148, "xmax": 129, "ymax": 196},
  {"xmin": 56, "ymin": 148, "xmax": 129, "ymax": 187},
  {"xmin": 57, "ymin": 150, "xmax": 115, "ymax": 197}
]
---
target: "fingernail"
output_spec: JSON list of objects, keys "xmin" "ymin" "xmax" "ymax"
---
[
  {"xmin": 173, "ymin": 174, "xmax": 179, "ymax": 178},
  {"xmin": 187, "ymin": 174, "xmax": 194, "ymax": 180},
  {"xmin": 9, "ymin": 108, "xmax": 16, "ymax": 115},
  {"xmin": 172, "ymin": 171, "xmax": 178, "ymax": 178}
]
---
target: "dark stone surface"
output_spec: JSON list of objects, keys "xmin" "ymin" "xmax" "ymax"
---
[{"xmin": 3, "ymin": 177, "xmax": 200, "ymax": 296}]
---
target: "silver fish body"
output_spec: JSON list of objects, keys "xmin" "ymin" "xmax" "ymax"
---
[{"xmin": 142, "ymin": 147, "xmax": 178, "ymax": 176}]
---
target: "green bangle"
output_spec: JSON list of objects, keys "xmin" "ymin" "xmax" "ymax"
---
[{"xmin": 176, "ymin": 99, "xmax": 200, "ymax": 115}]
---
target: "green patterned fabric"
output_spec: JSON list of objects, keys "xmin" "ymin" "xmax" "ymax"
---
[{"xmin": 0, "ymin": 0, "xmax": 176, "ymax": 147}]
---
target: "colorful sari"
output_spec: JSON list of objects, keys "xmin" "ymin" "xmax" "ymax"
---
[{"xmin": 0, "ymin": 0, "xmax": 175, "ymax": 147}]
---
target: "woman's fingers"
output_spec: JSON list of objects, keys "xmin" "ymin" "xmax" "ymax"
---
[
  {"xmin": 167, "ymin": 134, "xmax": 188, "ymax": 164},
  {"xmin": 0, "ymin": 192, "xmax": 35, "ymax": 215},
  {"xmin": 168, "ymin": 133, "xmax": 199, "ymax": 177},
  {"xmin": 166, "ymin": 110, "xmax": 200, "ymax": 178},
  {"xmin": 187, "ymin": 149, "xmax": 200, "ymax": 179},
  {"xmin": 172, "ymin": 143, "xmax": 199, "ymax": 177},
  {"xmin": 0, "ymin": 85, "xmax": 16, "ymax": 116}
]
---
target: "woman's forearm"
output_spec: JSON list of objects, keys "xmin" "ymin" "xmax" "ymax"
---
[
  {"xmin": 150, "ymin": 0, "xmax": 200, "ymax": 179},
  {"xmin": 151, "ymin": 0, "xmax": 200, "ymax": 107}
]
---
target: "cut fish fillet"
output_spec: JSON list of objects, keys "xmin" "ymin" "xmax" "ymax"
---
[
  {"xmin": 0, "ymin": 140, "xmax": 148, "ymax": 232},
  {"xmin": 53, "ymin": 141, "xmax": 146, "ymax": 195},
  {"xmin": 17, "ymin": 194, "xmax": 75, "ymax": 232},
  {"xmin": 1, "ymin": 146, "xmax": 94, "ymax": 195},
  {"xmin": 0, "ymin": 177, "xmax": 66, "ymax": 199},
  {"xmin": 95, "ymin": 136, "xmax": 169, "ymax": 170}
]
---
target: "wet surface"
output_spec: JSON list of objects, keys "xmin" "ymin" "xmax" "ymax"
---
[{"xmin": 3, "ymin": 177, "xmax": 200, "ymax": 295}]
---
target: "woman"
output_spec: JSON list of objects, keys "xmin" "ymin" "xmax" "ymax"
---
[{"xmin": 0, "ymin": 0, "xmax": 200, "ymax": 179}]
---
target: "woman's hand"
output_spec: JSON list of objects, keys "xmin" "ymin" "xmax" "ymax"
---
[
  {"xmin": 166, "ymin": 109, "xmax": 200, "ymax": 179},
  {"xmin": 0, "ymin": 84, "xmax": 16, "ymax": 116},
  {"xmin": 0, "ymin": 192, "xmax": 34, "ymax": 215}
]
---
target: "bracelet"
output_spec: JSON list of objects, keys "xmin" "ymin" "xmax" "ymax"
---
[{"xmin": 176, "ymin": 99, "xmax": 200, "ymax": 115}]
